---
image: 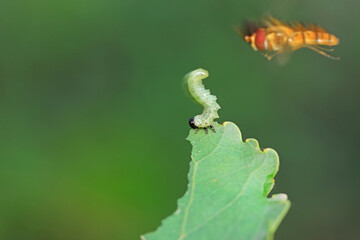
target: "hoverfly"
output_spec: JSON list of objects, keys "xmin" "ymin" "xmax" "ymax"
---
[{"xmin": 237, "ymin": 17, "xmax": 340, "ymax": 60}]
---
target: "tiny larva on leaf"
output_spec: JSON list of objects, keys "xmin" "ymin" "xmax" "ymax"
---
[{"xmin": 184, "ymin": 68, "xmax": 221, "ymax": 133}]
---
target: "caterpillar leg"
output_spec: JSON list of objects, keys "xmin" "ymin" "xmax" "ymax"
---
[
  {"xmin": 193, "ymin": 126, "xmax": 215, "ymax": 134},
  {"xmin": 204, "ymin": 128, "xmax": 208, "ymax": 134}
]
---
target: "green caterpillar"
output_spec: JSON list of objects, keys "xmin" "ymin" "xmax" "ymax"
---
[{"xmin": 184, "ymin": 68, "xmax": 221, "ymax": 133}]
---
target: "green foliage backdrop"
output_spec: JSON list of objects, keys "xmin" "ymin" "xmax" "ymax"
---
[{"xmin": 0, "ymin": 0, "xmax": 359, "ymax": 239}]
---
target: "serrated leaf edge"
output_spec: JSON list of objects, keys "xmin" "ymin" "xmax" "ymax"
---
[{"xmin": 141, "ymin": 121, "xmax": 290, "ymax": 240}]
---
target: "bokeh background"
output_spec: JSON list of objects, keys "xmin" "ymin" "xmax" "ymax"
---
[{"xmin": 1, "ymin": 0, "xmax": 359, "ymax": 239}]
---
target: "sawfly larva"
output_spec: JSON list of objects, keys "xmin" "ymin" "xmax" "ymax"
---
[{"xmin": 184, "ymin": 68, "xmax": 221, "ymax": 134}]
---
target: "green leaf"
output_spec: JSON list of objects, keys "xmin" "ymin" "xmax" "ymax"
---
[{"xmin": 142, "ymin": 122, "xmax": 290, "ymax": 240}]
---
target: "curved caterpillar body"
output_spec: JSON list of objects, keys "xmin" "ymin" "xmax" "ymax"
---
[{"xmin": 184, "ymin": 68, "xmax": 221, "ymax": 133}]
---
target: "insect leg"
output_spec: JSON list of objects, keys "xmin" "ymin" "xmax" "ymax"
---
[
  {"xmin": 210, "ymin": 125, "xmax": 216, "ymax": 133},
  {"xmin": 313, "ymin": 45, "xmax": 334, "ymax": 52},
  {"xmin": 263, "ymin": 52, "xmax": 272, "ymax": 60},
  {"xmin": 305, "ymin": 45, "xmax": 340, "ymax": 60},
  {"xmin": 195, "ymin": 129, "xmax": 199, "ymax": 134},
  {"xmin": 263, "ymin": 51, "xmax": 281, "ymax": 60},
  {"xmin": 204, "ymin": 128, "xmax": 208, "ymax": 134}
]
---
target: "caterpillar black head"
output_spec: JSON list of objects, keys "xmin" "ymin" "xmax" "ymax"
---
[{"xmin": 189, "ymin": 117, "xmax": 197, "ymax": 129}]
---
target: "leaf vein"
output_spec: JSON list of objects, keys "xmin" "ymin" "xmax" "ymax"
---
[
  {"xmin": 185, "ymin": 153, "xmax": 268, "ymax": 237},
  {"xmin": 179, "ymin": 161, "xmax": 198, "ymax": 240}
]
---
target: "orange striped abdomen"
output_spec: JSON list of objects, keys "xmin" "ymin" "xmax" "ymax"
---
[{"xmin": 289, "ymin": 31, "xmax": 339, "ymax": 48}]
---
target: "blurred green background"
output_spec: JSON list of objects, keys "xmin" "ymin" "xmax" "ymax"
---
[{"xmin": 0, "ymin": 0, "xmax": 359, "ymax": 239}]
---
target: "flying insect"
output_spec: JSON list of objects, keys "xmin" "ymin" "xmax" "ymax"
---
[{"xmin": 237, "ymin": 17, "xmax": 340, "ymax": 60}]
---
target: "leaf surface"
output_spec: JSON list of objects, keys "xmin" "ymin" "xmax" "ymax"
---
[{"xmin": 142, "ymin": 122, "xmax": 290, "ymax": 240}]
